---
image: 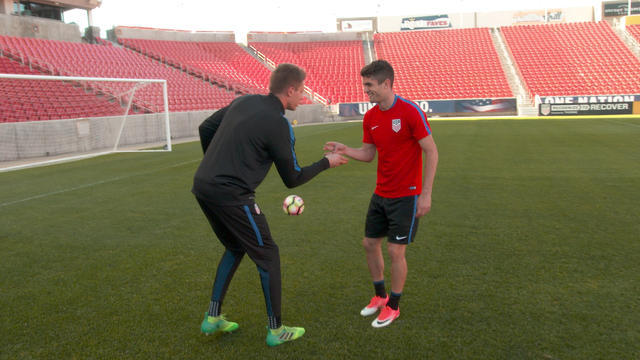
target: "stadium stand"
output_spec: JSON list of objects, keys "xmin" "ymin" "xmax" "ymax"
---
[
  {"xmin": 626, "ymin": 24, "xmax": 640, "ymax": 44},
  {"xmin": 0, "ymin": 56, "xmax": 126, "ymax": 122},
  {"xmin": 0, "ymin": 35, "xmax": 238, "ymax": 118},
  {"xmin": 374, "ymin": 28, "xmax": 513, "ymax": 100},
  {"xmin": 501, "ymin": 21, "xmax": 640, "ymax": 98},
  {"xmin": 118, "ymin": 38, "xmax": 270, "ymax": 94},
  {"xmin": 249, "ymin": 40, "xmax": 368, "ymax": 103}
]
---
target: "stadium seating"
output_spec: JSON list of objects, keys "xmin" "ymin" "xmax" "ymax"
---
[
  {"xmin": 249, "ymin": 41, "xmax": 368, "ymax": 103},
  {"xmin": 501, "ymin": 21, "xmax": 640, "ymax": 98},
  {"xmin": 5, "ymin": 20, "xmax": 640, "ymax": 124},
  {"xmin": 118, "ymin": 38, "xmax": 270, "ymax": 94},
  {"xmin": 626, "ymin": 24, "xmax": 640, "ymax": 44},
  {"xmin": 374, "ymin": 28, "xmax": 513, "ymax": 100},
  {"xmin": 0, "ymin": 35, "xmax": 238, "ymax": 116},
  {"xmin": 0, "ymin": 56, "xmax": 127, "ymax": 122}
]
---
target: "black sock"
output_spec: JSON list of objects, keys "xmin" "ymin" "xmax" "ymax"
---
[
  {"xmin": 208, "ymin": 300, "xmax": 221, "ymax": 317},
  {"xmin": 269, "ymin": 315, "xmax": 282, "ymax": 330},
  {"xmin": 387, "ymin": 292, "xmax": 401, "ymax": 310},
  {"xmin": 373, "ymin": 280, "xmax": 387, "ymax": 298}
]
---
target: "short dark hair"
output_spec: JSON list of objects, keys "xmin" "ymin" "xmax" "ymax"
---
[
  {"xmin": 269, "ymin": 63, "xmax": 306, "ymax": 95},
  {"xmin": 360, "ymin": 60, "xmax": 394, "ymax": 88}
]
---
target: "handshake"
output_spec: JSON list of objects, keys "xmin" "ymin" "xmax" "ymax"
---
[{"xmin": 323, "ymin": 141, "xmax": 348, "ymax": 168}]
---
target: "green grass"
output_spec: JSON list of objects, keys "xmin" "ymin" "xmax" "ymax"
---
[{"xmin": 1, "ymin": 118, "xmax": 639, "ymax": 359}]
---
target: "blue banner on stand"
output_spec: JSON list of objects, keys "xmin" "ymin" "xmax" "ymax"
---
[
  {"xmin": 338, "ymin": 98, "xmax": 516, "ymax": 117},
  {"xmin": 401, "ymin": 15, "xmax": 452, "ymax": 30},
  {"xmin": 540, "ymin": 95, "xmax": 640, "ymax": 104}
]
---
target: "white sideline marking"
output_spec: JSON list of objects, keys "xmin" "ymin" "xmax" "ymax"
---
[{"xmin": 0, "ymin": 159, "xmax": 199, "ymax": 208}]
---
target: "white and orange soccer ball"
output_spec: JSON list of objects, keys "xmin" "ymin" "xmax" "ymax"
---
[{"xmin": 282, "ymin": 194, "xmax": 304, "ymax": 215}]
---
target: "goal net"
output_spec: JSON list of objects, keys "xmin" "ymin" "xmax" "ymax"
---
[{"xmin": 0, "ymin": 74, "xmax": 171, "ymax": 171}]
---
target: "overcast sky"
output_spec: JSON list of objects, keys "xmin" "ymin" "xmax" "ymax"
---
[{"xmin": 64, "ymin": 0, "xmax": 604, "ymax": 37}]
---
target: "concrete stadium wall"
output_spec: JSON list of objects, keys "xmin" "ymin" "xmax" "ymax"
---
[
  {"xmin": 376, "ymin": 6, "xmax": 595, "ymax": 32},
  {"xmin": 0, "ymin": 105, "xmax": 334, "ymax": 162},
  {"xmin": 247, "ymin": 32, "xmax": 365, "ymax": 42},
  {"xmin": 476, "ymin": 7, "xmax": 595, "ymax": 28},
  {"xmin": 285, "ymin": 104, "xmax": 334, "ymax": 124},
  {"xmin": 0, "ymin": 14, "xmax": 82, "ymax": 41},
  {"xmin": 112, "ymin": 26, "xmax": 235, "ymax": 42},
  {"xmin": 377, "ymin": 13, "xmax": 476, "ymax": 32}
]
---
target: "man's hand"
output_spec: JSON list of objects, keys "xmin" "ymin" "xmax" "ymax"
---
[
  {"xmin": 323, "ymin": 141, "xmax": 346, "ymax": 154},
  {"xmin": 325, "ymin": 152, "xmax": 348, "ymax": 168},
  {"xmin": 415, "ymin": 193, "xmax": 432, "ymax": 218}
]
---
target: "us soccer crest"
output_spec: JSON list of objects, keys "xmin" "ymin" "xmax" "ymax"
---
[
  {"xmin": 540, "ymin": 103, "xmax": 551, "ymax": 116},
  {"xmin": 392, "ymin": 119, "xmax": 401, "ymax": 132}
]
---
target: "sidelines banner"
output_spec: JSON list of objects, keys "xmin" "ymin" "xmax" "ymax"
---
[
  {"xmin": 401, "ymin": 15, "xmax": 451, "ymax": 30},
  {"xmin": 455, "ymin": 99, "xmax": 517, "ymax": 113},
  {"xmin": 513, "ymin": 9, "xmax": 564, "ymax": 24},
  {"xmin": 540, "ymin": 95, "xmax": 640, "ymax": 104},
  {"xmin": 339, "ymin": 19, "xmax": 374, "ymax": 32},
  {"xmin": 539, "ymin": 102, "xmax": 635, "ymax": 116},
  {"xmin": 603, "ymin": 1, "xmax": 640, "ymax": 16},
  {"xmin": 338, "ymin": 98, "xmax": 517, "ymax": 117}
]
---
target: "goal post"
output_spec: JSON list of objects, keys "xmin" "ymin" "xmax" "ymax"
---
[{"xmin": 0, "ymin": 74, "xmax": 171, "ymax": 171}]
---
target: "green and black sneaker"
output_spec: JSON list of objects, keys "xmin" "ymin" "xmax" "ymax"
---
[
  {"xmin": 265, "ymin": 325, "xmax": 305, "ymax": 346},
  {"xmin": 200, "ymin": 312, "xmax": 238, "ymax": 335}
]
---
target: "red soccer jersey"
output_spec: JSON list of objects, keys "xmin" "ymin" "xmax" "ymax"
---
[{"xmin": 362, "ymin": 95, "xmax": 432, "ymax": 198}]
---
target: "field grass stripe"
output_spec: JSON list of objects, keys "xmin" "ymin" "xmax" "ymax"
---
[
  {"xmin": 600, "ymin": 119, "xmax": 640, "ymax": 128},
  {"xmin": 0, "ymin": 158, "xmax": 199, "ymax": 208}
]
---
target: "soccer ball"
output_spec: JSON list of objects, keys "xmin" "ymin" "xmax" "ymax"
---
[{"xmin": 282, "ymin": 195, "xmax": 304, "ymax": 215}]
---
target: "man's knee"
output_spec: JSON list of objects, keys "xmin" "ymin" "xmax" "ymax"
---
[
  {"xmin": 362, "ymin": 237, "xmax": 382, "ymax": 252},
  {"xmin": 387, "ymin": 243, "xmax": 406, "ymax": 261}
]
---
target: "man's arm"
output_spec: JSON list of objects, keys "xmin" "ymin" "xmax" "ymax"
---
[
  {"xmin": 271, "ymin": 125, "xmax": 348, "ymax": 188},
  {"xmin": 416, "ymin": 135, "xmax": 438, "ymax": 218},
  {"xmin": 323, "ymin": 142, "xmax": 376, "ymax": 162},
  {"xmin": 198, "ymin": 106, "xmax": 228, "ymax": 153}
]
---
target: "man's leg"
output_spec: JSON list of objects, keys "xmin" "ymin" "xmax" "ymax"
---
[
  {"xmin": 387, "ymin": 243, "xmax": 407, "ymax": 310},
  {"xmin": 371, "ymin": 242, "xmax": 406, "ymax": 328},
  {"xmin": 208, "ymin": 249, "xmax": 244, "ymax": 317},
  {"xmin": 371, "ymin": 195, "xmax": 417, "ymax": 328},
  {"xmin": 201, "ymin": 249, "xmax": 243, "ymax": 334},
  {"xmin": 196, "ymin": 198, "xmax": 244, "ymax": 334},
  {"xmin": 224, "ymin": 204, "xmax": 305, "ymax": 346},
  {"xmin": 361, "ymin": 193, "xmax": 391, "ymax": 316},
  {"xmin": 385, "ymin": 194, "xmax": 418, "ymax": 310},
  {"xmin": 363, "ymin": 237, "xmax": 385, "ymax": 282},
  {"xmin": 360, "ymin": 237, "xmax": 390, "ymax": 316}
]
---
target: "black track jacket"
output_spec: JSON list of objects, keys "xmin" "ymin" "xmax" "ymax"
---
[{"xmin": 192, "ymin": 93, "xmax": 330, "ymax": 205}]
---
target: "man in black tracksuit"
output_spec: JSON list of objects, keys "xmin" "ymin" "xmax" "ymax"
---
[{"xmin": 193, "ymin": 64, "xmax": 347, "ymax": 346}]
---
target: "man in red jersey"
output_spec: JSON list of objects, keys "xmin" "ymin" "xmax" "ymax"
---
[{"xmin": 324, "ymin": 60, "xmax": 438, "ymax": 328}]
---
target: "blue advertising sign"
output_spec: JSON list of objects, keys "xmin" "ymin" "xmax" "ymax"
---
[
  {"xmin": 539, "ymin": 102, "xmax": 634, "ymax": 116},
  {"xmin": 540, "ymin": 95, "xmax": 640, "ymax": 104},
  {"xmin": 400, "ymin": 15, "xmax": 452, "ymax": 30},
  {"xmin": 338, "ymin": 98, "xmax": 517, "ymax": 117}
]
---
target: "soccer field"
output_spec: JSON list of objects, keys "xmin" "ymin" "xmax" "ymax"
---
[{"xmin": 1, "ymin": 118, "xmax": 639, "ymax": 359}]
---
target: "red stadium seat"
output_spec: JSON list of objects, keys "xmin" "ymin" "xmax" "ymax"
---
[
  {"xmin": 249, "ymin": 40, "xmax": 368, "ymax": 103},
  {"xmin": 501, "ymin": 21, "xmax": 640, "ymax": 97},
  {"xmin": 373, "ymin": 28, "xmax": 513, "ymax": 100},
  {"xmin": 0, "ymin": 34, "xmax": 238, "ymax": 119},
  {"xmin": 0, "ymin": 55, "xmax": 126, "ymax": 122},
  {"xmin": 119, "ymin": 38, "xmax": 270, "ymax": 95}
]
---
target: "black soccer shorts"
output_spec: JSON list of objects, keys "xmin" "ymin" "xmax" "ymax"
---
[{"xmin": 365, "ymin": 193, "xmax": 419, "ymax": 244}]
